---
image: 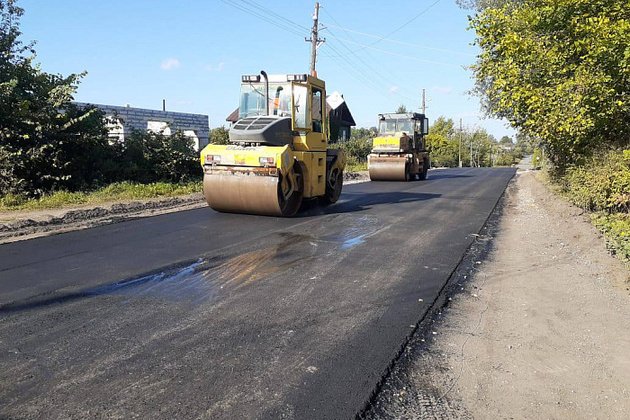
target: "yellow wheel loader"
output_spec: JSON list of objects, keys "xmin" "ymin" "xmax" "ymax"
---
[
  {"xmin": 368, "ymin": 112, "xmax": 430, "ymax": 181},
  {"xmin": 199, "ymin": 71, "xmax": 346, "ymax": 216}
]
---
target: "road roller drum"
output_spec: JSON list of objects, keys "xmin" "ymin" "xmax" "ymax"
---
[
  {"xmin": 367, "ymin": 157, "xmax": 408, "ymax": 181},
  {"xmin": 199, "ymin": 71, "xmax": 345, "ymax": 216}
]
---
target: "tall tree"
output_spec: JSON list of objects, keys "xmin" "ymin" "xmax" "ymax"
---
[
  {"xmin": 424, "ymin": 117, "xmax": 459, "ymax": 167},
  {"xmin": 0, "ymin": 0, "xmax": 110, "ymax": 196},
  {"xmin": 469, "ymin": 0, "xmax": 630, "ymax": 169}
]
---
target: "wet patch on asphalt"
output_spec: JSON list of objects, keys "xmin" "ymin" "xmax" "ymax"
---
[
  {"xmin": 319, "ymin": 215, "xmax": 383, "ymax": 250},
  {"xmin": 0, "ymin": 213, "xmax": 390, "ymax": 314}
]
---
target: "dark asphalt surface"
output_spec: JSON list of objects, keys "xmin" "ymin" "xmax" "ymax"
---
[{"xmin": 0, "ymin": 167, "xmax": 515, "ymax": 419}]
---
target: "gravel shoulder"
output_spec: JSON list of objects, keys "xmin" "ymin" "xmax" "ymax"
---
[
  {"xmin": 0, "ymin": 171, "xmax": 371, "ymax": 244},
  {"xmin": 364, "ymin": 169, "xmax": 630, "ymax": 419}
]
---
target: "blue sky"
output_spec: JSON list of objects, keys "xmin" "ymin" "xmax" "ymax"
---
[{"xmin": 19, "ymin": 0, "xmax": 515, "ymax": 139}]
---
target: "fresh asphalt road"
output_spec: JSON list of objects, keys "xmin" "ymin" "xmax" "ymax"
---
[{"xmin": 0, "ymin": 167, "xmax": 515, "ymax": 419}]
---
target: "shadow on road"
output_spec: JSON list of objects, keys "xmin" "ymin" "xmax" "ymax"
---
[
  {"xmin": 299, "ymin": 191, "xmax": 441, "ymax": 217},
  {"xmin": 426, "ymin": 173, "xmax": 473, "ymax": 180}
]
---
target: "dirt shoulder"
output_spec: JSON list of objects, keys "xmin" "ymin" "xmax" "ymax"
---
[
  {"xmin": 0, "ymin": 194, "xmax": 207, "ymax": 244},
  {"xmin": 364, "ymin": 169, "xmax": 629, "ymax": 419},
  {"xmin": 0, "ymin": 171, "xmax": 370, "ymax": 244}
]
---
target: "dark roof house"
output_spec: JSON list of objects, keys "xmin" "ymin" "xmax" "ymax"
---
[{"xmin": 326, "ymin": 91, "xmax": 355, "ymax": 142}]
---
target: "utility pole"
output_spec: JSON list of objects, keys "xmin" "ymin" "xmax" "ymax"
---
[
  {"xmin": 306, "ymin": 2, "xmax": 324, "ymax": 76},
  {"xmin": 470, "ymin": 131, "xmax": 474, "ymax": 167},
  {"xmin": 421, "ymin": 89, "xmax": 426, "ymax": 114},
  {"xmin": 459, "ymin": 118, "xmax": 463, "ymax": 168}
]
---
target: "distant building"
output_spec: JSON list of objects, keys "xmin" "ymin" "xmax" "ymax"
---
[
  {"xmin": 224, "ymin": 90, "xmax": 355, "ymax": 142},
  {"xmin": 74, "ymin": 102, "xmax": 210, "ymax": 151},
  {"xmin": 326, "ymin": 91, "xmax": 356, "ymax": 142}
]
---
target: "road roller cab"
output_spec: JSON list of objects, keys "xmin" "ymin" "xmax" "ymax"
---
[
  {"xmin": 368, "ymin": 112, "xmax": 430, "ymax": 181},
  {"xmin": 200, "ymin": 71, "xmax": 346, "ymax": 216}
]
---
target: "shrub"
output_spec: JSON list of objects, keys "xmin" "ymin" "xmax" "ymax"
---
[
  {"xmin": 562, "ymin": 150, "xmax": 630, "ymax": 213},
  {"xmin": 210, "ymin": 126, "xmax": 230, "ymax": 145},
  {"xmin": 117, "ymin": 130, "xmax": 202, "ymax": 184},
  {"xmin": 592, "ymin": 213, "xmax": 630, "ymax": 261},
  {"xmin": 332, "ymin": 134, "xmax": 373, "ymax": 169}
]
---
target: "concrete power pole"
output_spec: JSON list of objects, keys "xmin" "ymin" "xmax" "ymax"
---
[
  {"xmin": 459, "ymin": 118, "xmax": 463, "ymax": 168},
  {"xmin": 307, "ymin": 2, "xmax": 324, "ymax": 76},
  {"xmin": 422, "ymin": 89, "xmax": 426, "ymax": 114},
  {"xmin": 470, "ymin": 131, "xmax": 474, "ymax": 167}
]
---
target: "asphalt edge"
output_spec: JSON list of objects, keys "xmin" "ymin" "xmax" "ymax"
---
[
  {"xmin": 356, "ymin": 169, "xmax": 517, "ymax": 419},
  {"xmin": 0, "ymin": 172, "xmax": 371, "ymax": 245}
]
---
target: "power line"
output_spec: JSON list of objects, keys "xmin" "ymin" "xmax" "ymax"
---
[
  {"xmin": 323, "ymin": 28, "xmax": 412, "ymax": 97},
  {"xmin": 320, "ymin": 42, "xmax": 418, "ymax": 105},
  {"xmin": 221, "ymin": 0, "xmax": 421, "ymax": 110},
  {"xmin": 321, "ymin": 9, "xmax": 396, "ymax": 87},
  {"xmin": 324, "ymin": 24, "xmax": 475, "ymax": 57},
  {"xmin": 365, "ymin": 0, "xmax": 442, "ymax": 48},
  {"xmin": 320, "ymin": 7, "xmax": 419, "ymax": 105},
  {"xmin": 220, "ymin": 0, "xmax": 307, "ymax": 37},
  {"xmin": 237, "ymin": 0, "xmax": 310, "ymax": 32},
  {"xmin": 325, "ymin": 37, "xmax": 419, "ymax": 104},
  {"xmin": 333, "ymin": 38, "xmax": 460, "ymax": 67}
]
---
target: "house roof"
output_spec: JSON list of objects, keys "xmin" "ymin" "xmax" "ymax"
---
[
  {"xmin": 327, "ymin": 91, "xmax": 356, "ymax": 126},
  {"xmin": 226, "ymin": 107, "xmax": 239, "ymax": 123}
]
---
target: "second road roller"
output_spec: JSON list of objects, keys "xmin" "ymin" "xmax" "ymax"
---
[
  {"xmin": 368, "ymin": 112, "xmax": 430, "ymax": 181},
  {"xmin": 199, "ymin": 71, "xmax": 346, "ymax": 216}
]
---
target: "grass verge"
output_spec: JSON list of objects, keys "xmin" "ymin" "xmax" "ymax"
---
[
  {"xmin": 591, "ymin": 213, "xmax": 630, "ymax": 262},
  {"xmin": 345, "ymin": 159, "xmax": 368, "ymax": 173},
  {"xmin": 538, "ymin": 150, "xmax": 629, "ymax": 262},
  {"xmin": 0, "ymin": 181, "xmax": 202, "ymax": 212}
]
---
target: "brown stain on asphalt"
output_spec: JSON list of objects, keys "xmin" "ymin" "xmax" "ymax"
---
[
  {"xmin": 202, "ymin": 233, "xmax": 313, "ymax": 290},
  {"xmin": 103, "ymin": 216, "xmax": 387, "ymax": 302},
  {"xmin": 0, "ymin": 215, "xmax": 387, "ymax": 314}
]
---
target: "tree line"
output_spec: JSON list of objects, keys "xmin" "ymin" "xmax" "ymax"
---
[
  {"xmin": 464, "ymin": 0, "xmax": 628, "ymax": 259},
  {"xmin": 0, "ymin": 0, "xmax": 200, "ymax": 199},
  {"xmin": 466, "ymin": 0, "xmax": 628, "ymax": 169},
  {"xmin": 310, "ymin": 120, "xmax": 530, "ymax": 169}
]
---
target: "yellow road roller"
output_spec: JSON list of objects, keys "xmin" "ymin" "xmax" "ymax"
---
[
  {"xmin": 368, "ymin": 112, "xmax": 430, "ymax": 181},
  {"xmin": 199, "ymin": 71, "xmax": 346, "ymax": 216}
]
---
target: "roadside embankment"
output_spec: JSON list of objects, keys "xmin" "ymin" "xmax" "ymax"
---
[
  {"xmin": 364, "ymin": 169, "xmax": 629, "ymax": 419},
  {"xmin": 544, "ymin": 150, "xmax": 629, "ymax": 261},
  {"xmin": 0, "ymin": 171, "xmax": 370, "ymax": 244}
]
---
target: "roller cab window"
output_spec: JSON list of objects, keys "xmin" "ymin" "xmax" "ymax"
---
[
  {"xmin": 311, "ymin": 88, "xmax": 323, "ymax": 133},
  {"xmin": 378, "ymin": 119, "xmax": 397, "ymax": 135},
  {"xmin": 378, "ymin": 119, "xmax": 413, "ymax": 135},
  {"xmin": 292, "ymin": 84, "xmax": 310, "ymax": 130},
  {"xmin": 239, "ymin": 82, "xmax": 292, "ymax": 119},
  {"xmin": 397, "ymin": 119, "xmax": 413, "ymax": 134}
]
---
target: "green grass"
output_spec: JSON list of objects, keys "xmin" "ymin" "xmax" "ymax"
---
[
  {"xmin": 592, "ymin": 213, "xmax": 630, "ymax": 262},
  {"xmin": 345, "ymin": 160, "xmax": 367, "ymax": 173},
  {"xmin": 0, "ymin": 181, "xmax": 202, "ymax": 212},
  {"xmin": 537, "ymin": 150, "xmax": 630, "ymax": 262}
]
